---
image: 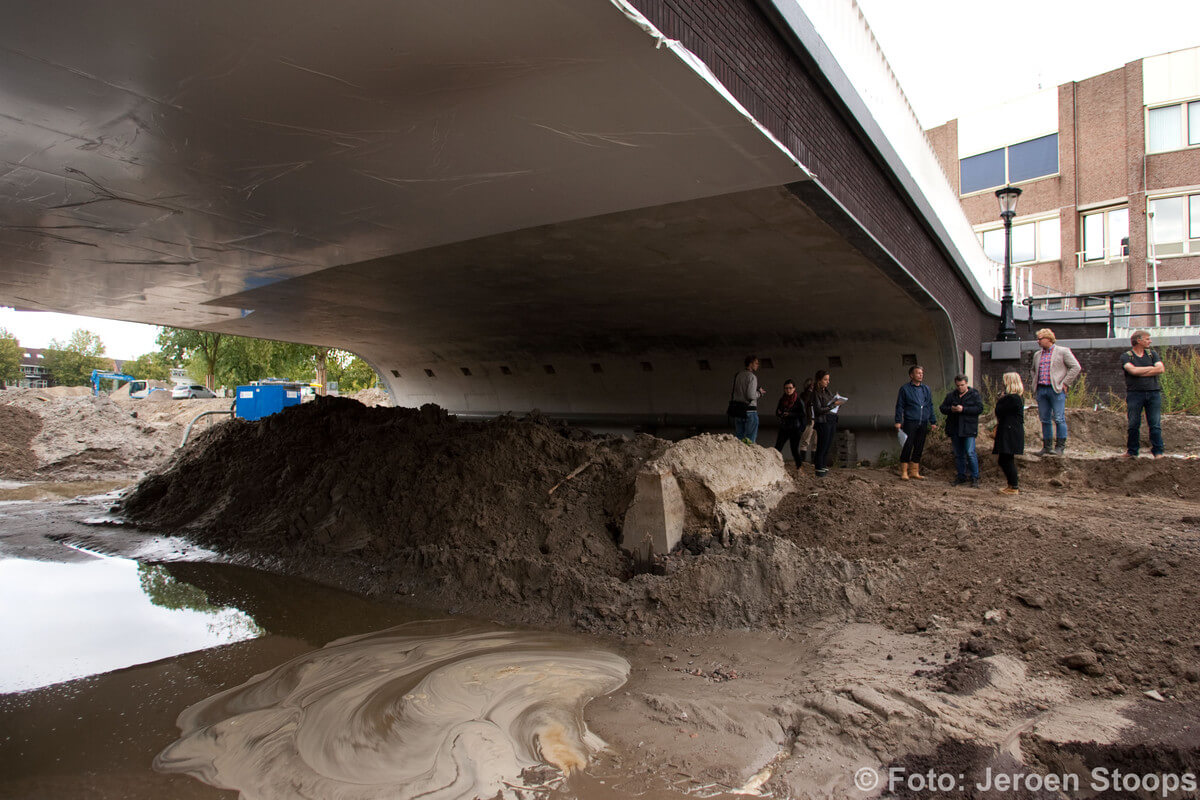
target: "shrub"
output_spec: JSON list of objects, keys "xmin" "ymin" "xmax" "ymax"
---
[{"xmin": 1160, "ymin": 348, "xmax": 1200, "ymax": 415}]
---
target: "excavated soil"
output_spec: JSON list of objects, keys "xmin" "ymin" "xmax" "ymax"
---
[
  {"xmin": 0, "ymin": 386, "xmax": 230, "ymax": 482},
  {"xmin": 117, "ymin": 399, "xmax": 886, "ymax": 635},
  {"xmin": 7, "ymin": 394, "xmax": 1200, "ymax": 796},
  {"xmin": 112, "ymin": 399, "xmax": 1200, "ymax": 703},
  {"xmin": 0, "ymin": 385, "xmax": 383, "ymax": 482}
]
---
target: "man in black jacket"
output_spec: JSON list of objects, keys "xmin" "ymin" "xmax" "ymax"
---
[{"xmin": 940, "ymin": 374, "xmax": 984, "ymax": 488}]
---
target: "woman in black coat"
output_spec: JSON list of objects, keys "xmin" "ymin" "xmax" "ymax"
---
[
  {"xmin": 810, "ymin": 370, "xmax": 845, "ymax": 478},
  {"xmin": 773, "ymin": 378, "xmax": 808, "ymax": 466},
  {"xmin": 992, "ymin": 371, "xmax": 1026, "ymax": 495}
]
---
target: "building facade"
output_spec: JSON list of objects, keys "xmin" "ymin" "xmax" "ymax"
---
[
  {"xmin": 927, "ymin": 46, "xmax": 1200, "ymax": 334},
  {"xmin": 19, "ymin": 347, "xmax": 53, "ymax": 388}
]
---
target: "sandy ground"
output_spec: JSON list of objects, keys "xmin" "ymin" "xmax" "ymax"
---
[{"xmin": 4, "ymin": 392, "xmax": 1200, "ymax": 797}]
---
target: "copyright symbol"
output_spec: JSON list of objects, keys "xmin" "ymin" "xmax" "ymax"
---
[{"xmin": 854, "ymin": 767, "xmax": 879, "ymax": 792}]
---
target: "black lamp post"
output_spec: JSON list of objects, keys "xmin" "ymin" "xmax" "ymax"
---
[{"xmin": 995, "ymin": 185, "xmax": 1022, "ymax": 341}]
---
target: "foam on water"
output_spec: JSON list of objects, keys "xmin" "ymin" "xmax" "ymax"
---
[{"xmin": 155, "ymin": 619, "xmax": 630, "ymax": 800}]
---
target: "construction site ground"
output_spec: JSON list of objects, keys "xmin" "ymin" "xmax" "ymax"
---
[{"xmin": 2, "ymin": 386, "xmax": 1200, "ymax": 798}]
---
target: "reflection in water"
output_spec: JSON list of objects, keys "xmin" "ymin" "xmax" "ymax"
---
[
  {"xmin": 156, "ymin": 620, "xmax": 630, "ymax": 800},
  {"xmin": 0, "ymin": 555, "xmax": 262, "ymax": 693}
]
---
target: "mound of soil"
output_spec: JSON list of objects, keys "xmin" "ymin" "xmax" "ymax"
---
[
  {"xmin": 117, "ymin": 398, "xmax": 886, "ymax": 634},
  {"xmin": 0, "ymin": 405, "xmax": 42, "ymax": 479},
  {"xmin": 0, "ymin": 387, "xmax": 231, "ymax": 481},
  {"xmin": 768, "ymin": 458, "xmax": 1200, "ymax": 699}
]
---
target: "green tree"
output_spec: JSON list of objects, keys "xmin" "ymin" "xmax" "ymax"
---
[
  {"xmin": 138, "ymin": 564, "xmax": 221, "ymax": 613},
  {"xmin": 123, "ymin": 350, "xmax": 172, "ymax": 381},
  {"xmin": 157, "ymin": 328, "xmax": 223, "ymax": 390},
  {"xmin": 0, "ymin": 327, "xmax": 20, "ymax": 387},
  {"xmin": 213, "ymin": 335, "xmax": 280, "ymax": 388},
  {"xmin": 44, "ymin": 329, "xmax": 111, "ymax": 387},
  {"xmin": 339, "ymin": 356, "xmax": 380, "ymax": 392}
]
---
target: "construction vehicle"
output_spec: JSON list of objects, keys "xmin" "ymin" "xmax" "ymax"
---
[{"xmin": 90, "ymin": 370, "xmax": 134, "ymax": 396}]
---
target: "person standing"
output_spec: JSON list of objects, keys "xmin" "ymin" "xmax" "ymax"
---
[
  {"xmin": 893, "ymin": 365, "xmax": 937, "ymax": 480},
  {"xmin": 1121, "ymin": 330, "xmax": 1166, "ymax": 459},
  {"xmin": 730, "ymin": 355, "xmax": 766, "ymax": 444},
  {"xmin": 940, "ymin": 374, "xmax": 984, "ymax": 487},
  {"xmin": 810, "ymin": 370, "xmax": 845, "ymax": 478},
  {"xmin": 773, "ymin": 379, "xmax": 808, "ymax": 466},
  {"xmin": 992, "ymin": 371, "xmax": 1026, "ymax": 495},
  {"xmin": 1028, "ymin": 328, "xmax": 1081, "ymax": 456},
  {"xmin": 796, "ymin": 377, "xmax": 817, "ymax": 465}
]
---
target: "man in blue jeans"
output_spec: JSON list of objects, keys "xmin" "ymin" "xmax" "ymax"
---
[
  {"xmin": 730, "ymin": 355, "xmax": 766, "ymax": 443},
  {"xmin": 939, "ymin": 374, "xmax": 984, "ymax": 487},
  {"xmin": 1121, "ymin": 330, "xmax": 1166, "ymax": 458},
  {"xmin": 1028, "ymin": 328, "xmax": 1081, "ymax": 456}
]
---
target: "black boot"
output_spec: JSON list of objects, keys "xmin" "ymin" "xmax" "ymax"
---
[
  {"xmin": 1037, "ymin": 440, "xmax": 1053, "ymax": 456},
  {"xmin": 1054, "ymin": 438, "xmax": 1066, "ymax": 456}
]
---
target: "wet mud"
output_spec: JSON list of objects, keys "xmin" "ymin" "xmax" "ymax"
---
[{"xmin": 156, "ymin": 621, "xmax": 629, "ymax": 800}]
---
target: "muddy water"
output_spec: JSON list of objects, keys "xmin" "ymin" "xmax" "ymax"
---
[
  {"xmin": 0, "ymin": 547, "xmax": 628, "ymax": 800},
  {"xmin": 0, "ymin": 479, "xmax": 130, "ymax": 503}
]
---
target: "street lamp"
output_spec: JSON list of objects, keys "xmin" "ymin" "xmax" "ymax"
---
[{"xmin": 995, "ymin": 185, "xmax": 1022, "ymax": 341}]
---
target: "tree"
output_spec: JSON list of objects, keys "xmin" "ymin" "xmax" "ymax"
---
[
  {"xmin": 339, "ymin": 356, "xmax": 380, "ymax": 393},
  {"xmin": 123, "ymin": 350, "xmax": 172, "ymax": 382},
  {"xmin": 0, "ymin": 328, "xmax": 20, "ymax": 388},
  {"xmin": 44, "ymin": 329, "xmax": 110, "ymax": 387},
  {"xmin": 157, "ymin": 328, "xmax": 223, "ymax": 390}
]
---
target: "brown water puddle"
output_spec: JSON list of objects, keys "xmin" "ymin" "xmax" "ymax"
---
[
  {"xmin": 0, "ymin": 479, "xmax": 130, "ymax": 502},
  {"xmin": 0, "ymin": 553, "xmax": 632, "ymax": 800}
]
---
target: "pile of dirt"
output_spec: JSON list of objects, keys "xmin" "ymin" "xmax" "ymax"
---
[
  {"xmin": 0, "ymin": 387, "xmax": 230, "ymax": 481},
  {"xmin": 0, "ymin": 404, "xmax": 42, "ymax": 479},
  {"xmin": 349, "ymin": 387, "xmax": 392, "ymax": 407},
  {"xmin": 117, "ymin": 398, "xmax": 888, "ymax": 634},
  {"xmin": 768, "ymin": 457, "xmax": 1200, "ymax": 700}
]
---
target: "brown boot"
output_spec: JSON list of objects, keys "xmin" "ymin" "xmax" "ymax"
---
[
  {"xmin": 911, "ymin": 463, "xmax": 926, "ymax": 480},
  {"xmin": 899, "ymin": 463, "xmax": 910, "ymax": 480}
]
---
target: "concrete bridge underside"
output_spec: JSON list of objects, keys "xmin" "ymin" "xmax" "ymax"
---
[{"xmin": 0, "ymin": 0, "xmax": 976, "ymax": 423}]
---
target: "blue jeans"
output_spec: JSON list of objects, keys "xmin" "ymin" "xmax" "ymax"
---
[
  {"xmin": 733, "ymin": 410, "xmax": 760, "ymax": 443},
  {"xmin": 1126, "ymin": 390, "xmax": 1163, "ymax": 455},
  {"xmin": 950, "ymin": 435, "xmax": 979, "ymax": 480},
  {"xmin": 1036, "ymin": 385, "xmax": 1067, "ymax": 441}
]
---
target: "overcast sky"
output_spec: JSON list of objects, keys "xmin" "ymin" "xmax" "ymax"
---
[
  {"xmin": 856, "ymin": 0, "xmax": 1200, "ymax": 128},
  {"xmin": 3, "ymin": 4, "xmax": 1198, "ymax": 356}
]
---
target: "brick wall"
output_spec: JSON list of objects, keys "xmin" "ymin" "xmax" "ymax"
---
[{"xmin": 1076, "ymin": 67, "xmax": 1130, "ymax": 206}]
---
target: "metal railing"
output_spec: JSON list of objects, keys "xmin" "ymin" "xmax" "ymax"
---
[
  {"xmin": 1022, "ymin": 288, "xmax": 1200, "ymax": 338},
  {"xmin": 982, "ymin": 261, "xmax": 1034, "ymax": 304},
  {"xmin": 1075, "ymin": 249, "xmax": 1129, "ymax": 270}
]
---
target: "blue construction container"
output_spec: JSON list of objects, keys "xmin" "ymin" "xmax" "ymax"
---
[{"xmin": 235, "ymin": 383, "xmax": 302, "ymax": 421}]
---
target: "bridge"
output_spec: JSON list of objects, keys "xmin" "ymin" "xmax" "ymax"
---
[{"xmin": 0, "ymin": 0, "xmax": 1007, "ymax": 442}]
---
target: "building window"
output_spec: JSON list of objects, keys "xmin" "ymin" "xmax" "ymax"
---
[
  {"xmin": 960, "ymin": 133, "xmax": 1058, "ymax": 194},
  {"xmin": 1156, "ymin": 288, "xmax": 1200, "ymax": 326},
  {"xmin": 1147, "ymin": 101, "xmax": 1200, "ymax": 153},
  {"xmin": 1148, "ymin": 192, "xmax": 1200, "ymax": 256},
  {"xmin": 976, "ymin": 216, "xmax": 1060, "ymax": 264},
  {"xmin": 1081, "ymin": 207, "xmax": 1128, "ymax": 264}
]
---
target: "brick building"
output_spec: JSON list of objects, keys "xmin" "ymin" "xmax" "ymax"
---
[
  {"xmin": 927, "ymin": 46, "xmax": 1200, "ymax": 333},
  {"xmin": 18, "ymin": 347, "xmax": 53, "ymax": 388}
]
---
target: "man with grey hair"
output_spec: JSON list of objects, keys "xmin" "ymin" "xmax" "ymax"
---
[
  {"xmin": 1029, "ymin": 327, "xmax": 1081, "ymax": 456},
  {"xmin": 1121, "ymin": 330, "xmax": 1165, "ymax": 458}
]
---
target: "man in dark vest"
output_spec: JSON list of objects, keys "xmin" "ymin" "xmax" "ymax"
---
[{"xmin": 1120, "ymin": 330, "xmax": 1166, "ymax": 458}]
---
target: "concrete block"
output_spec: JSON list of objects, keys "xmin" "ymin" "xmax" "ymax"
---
[
  {"xmin": 620, "ymin": 467, "xmax": 685, "ymax": 562},
  {"xmin": 989, "ymin": 340, "xmax": 1022, "ymax": 360}
]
